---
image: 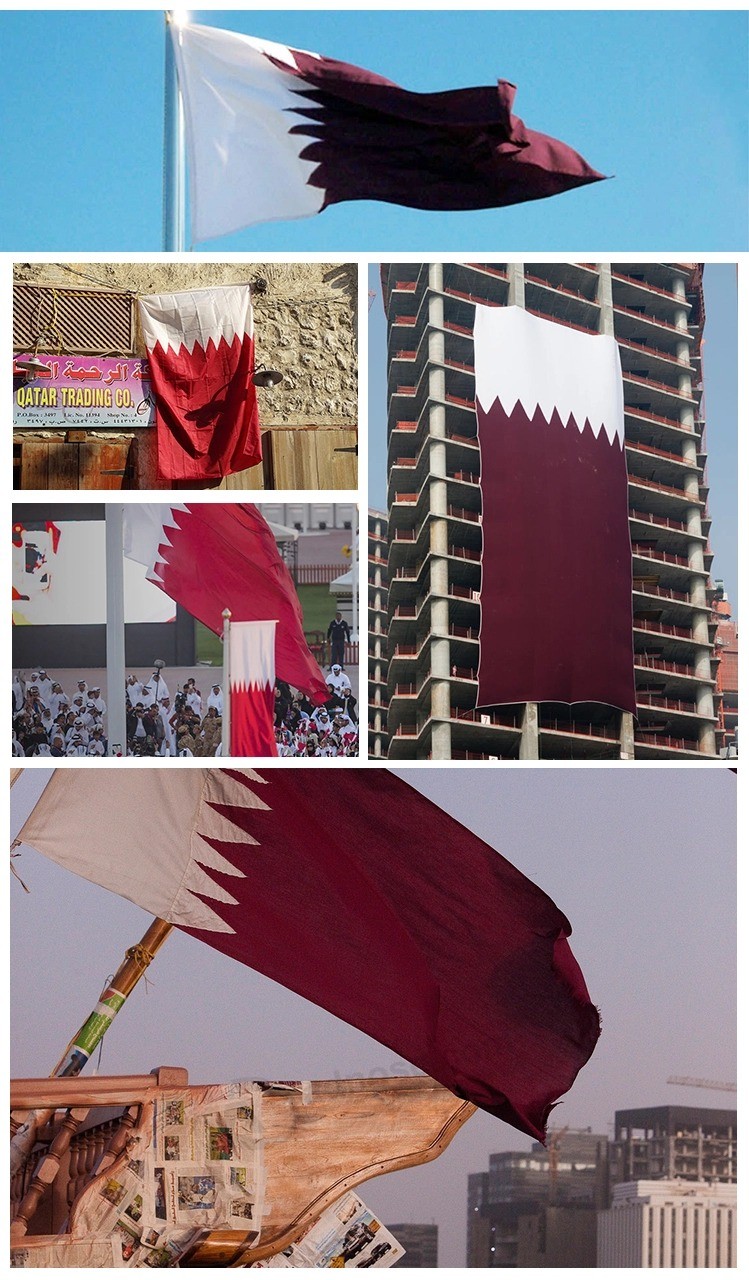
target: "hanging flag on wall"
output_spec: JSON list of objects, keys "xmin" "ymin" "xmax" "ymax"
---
[
  {"xmin": 123, "ymin": 504, "xmax": 328, "ymax": 703},
  {"xmin": 228, "ymin": 619, "xmax": 278, "ymax": 757},
  {"xmin": 138, "ymin": 283, "xmax": 261, "ymax": 482},
  {"xmin": 172, "ymin": 22, "xmax": 605, "ymax": 243},
  {"xmin": 473, "ymin": 305, "xmax": 635, "ymax": 713},
  {"xmin": 19, "ymin": 768, "xmax": 601, "ymax": 1141}
]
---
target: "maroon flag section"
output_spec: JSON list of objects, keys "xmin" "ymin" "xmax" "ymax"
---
[
  {"xmin": 474, "ymin": 306, "xmax": 635, "ymax": 714},
  {"xmin": 181, "ymin": 769, "xmax": 601, "ymax": 1140},
  {"xmin": 174, "ymin": 22, "xmax": 605, "ymax": 242},
  {"xmin": 123, "ymin": 504, "xmax": 328, "ymax": 703},
  {"xmin": 138, "ymin": 284, "xmax": 261, "ymax": 483},
  {"xmin": 19, "ymin": 769, "xmax": 600, "ymax": 1140},
  {"xmin": 229, "ymin": 620, "xmax": 278, "ymax": 757}
]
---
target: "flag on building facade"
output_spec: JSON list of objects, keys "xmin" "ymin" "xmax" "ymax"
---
[
  {"xmin": 123, "ymin": 504, "xmax": 328, "ymax": 703},
  {"xmin": 137, "ymin": 284, "xmax": 261, "ymax": 482},
  {"xmin": 19, "ymin": 768, "xmax": 601, "ymax": 1141},
  {"xmin": 473, "ymin": 305, "xmax": 635, "ymax": 713},
  {"xmin": 228, "ymin": 620, "xmax": 278, "ymax": 756},
  {"xmin": 172, "ymin": 22, "xmax": 605, "ymax": 243}
]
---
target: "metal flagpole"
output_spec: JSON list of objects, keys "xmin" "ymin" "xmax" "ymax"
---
[
  {"xmin": 105, "ymin": 504, "xmax": 127, "ymax": 756},
  {"xmin": 163, "ymin": 10, "xmax": 188, "ymax": 251},
  {"xmin": 350, "ymin": 526, "xmax": 359, "ymax": 642},
  {"xmin": 222, "ymin": 608, "xmax": 232, "ymax": 755}
]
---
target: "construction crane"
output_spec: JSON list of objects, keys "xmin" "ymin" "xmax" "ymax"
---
[
  {"xmin": 666, "ymin": 1076, "xmax": 736, "ymax": 1092},
  {"xmin": 547, "ymin": 1125, "xmax": 569, "ymax": 1204}
]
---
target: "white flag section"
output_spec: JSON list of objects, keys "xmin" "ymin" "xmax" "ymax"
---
[
  {"xmin": 138, "ymin": 283, "xmax": 255, "ymax": 356},
  {"xmin": 18, "ymin": 771, "xmax": 269, "ymax": 934},
  {"xmin": 227, "ymin": 619, "xmax": 278, "ymax": 757},
  {"xmin": 173, "ymin": 23, "xmax": 325, "ymax": 242},
  {"xmin": 473, "ymin": 305, "xmax": 624, "ymax": 443}
]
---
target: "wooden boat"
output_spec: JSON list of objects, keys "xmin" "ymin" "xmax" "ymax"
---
[{"xmin": 10, "ymin": 1067, "xmax": 475, "ymax": 1266}]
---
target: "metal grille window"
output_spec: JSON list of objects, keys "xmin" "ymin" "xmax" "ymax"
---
[{"xmin": 13, "ymin": 283, "xmax": 135, "ymax": 355}]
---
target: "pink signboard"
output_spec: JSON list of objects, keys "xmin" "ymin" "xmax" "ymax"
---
[{"xmin": 13, "ymin": 353, "xmax": 154, "ymax": 428}]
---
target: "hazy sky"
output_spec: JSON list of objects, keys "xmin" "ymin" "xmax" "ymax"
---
[
  {"xmin": 0, "ymin": 10, "xmax": 746, "ymax": 250},
  {"xmin": 10, "ymin": 766, "xmax": 736, "ymax": 1266},
  {"xmin": 367, "ymin": 262, "xmax": 739, "ymax": 615}
]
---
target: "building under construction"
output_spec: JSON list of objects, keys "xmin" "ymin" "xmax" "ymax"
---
[
  {"xmin": 378, "ymin": 263, "xmax": 726, "ymax": 760},
  {"xmin": 368, "ymin": 508, "xmax": 389, "ymax": 758}
]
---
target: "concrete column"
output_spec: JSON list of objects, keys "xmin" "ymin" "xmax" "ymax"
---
[
  {"xmin": 597, "ymin": 264, "xmax": 615, "ymax": 336},
  {"xmin": 429, "ymin": 438, "xmax": 446, "ymax": 480},
  {"xmin": 430, "ymin": 515, "xmax": 448, "ymax": 556},
  {"xmin": 519, "ymin": 702, "xmax": 539, "ymax": 759},
  {"xmin": 507, "ymin": 262, "xmax": 525, "ymax": 307},
  {"xmin": 430, "ymin": 631, "xmax": 452, "ymax": 760},
  {"xmin": 430, "ymin": 554, "xmax": 449, "ymax": 598},
  {"xmin": 619, "ymin": 711, "xmax": 635, "ymax": 759},
  {"xmin": 430, "ymin": 720, "xmax": 452, "ymax": 760}
]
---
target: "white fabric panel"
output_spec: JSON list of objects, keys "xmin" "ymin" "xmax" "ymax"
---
[
  {"xmin": 229, "ymin": 619, "xmax": 277, "ymax": 692},
  {"xmin": 122, "ymin": 504, "xmax": 188, "ymax": 579},
  {"xmin": 473, "ymin": 305, "xmax": 624, "ymax": 445},
  {"xmin": 174, "ymin": 23, "xmax": 325, "ymax": 243},
  {"xmin": 138, "ymin": 284, "xmax": 254, "ymax": 356},
  {"xmin": 19, "ymin": 770, "xmax": 269, "ymax": 933}
]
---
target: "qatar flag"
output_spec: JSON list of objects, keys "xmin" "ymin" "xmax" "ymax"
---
[
  {"xmin": 227, "ymin": 620, "xmax": 278, "ymax": 757},
  {"xmin": 123, "ymin": 504, "xmax": 328, "ymax": 703},
  {"xmin": 138, "ymin": 283, "xmax": 261, "ymax": 483},
  {"xmin": 474, "ymin": 306, "xmax": 635, "ymax": 714},
  {"xmin": 20, "ymin": 768, "xmax": 601, "ymax": 1140},
  {"xmin": 172, "ymin": 22, "xmax": 605, "ymax": 243}
]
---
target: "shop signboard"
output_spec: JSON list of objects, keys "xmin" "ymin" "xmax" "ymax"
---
[{"xmin": 13, "ymin": 353, "xmax": 154, "ymax": 428}]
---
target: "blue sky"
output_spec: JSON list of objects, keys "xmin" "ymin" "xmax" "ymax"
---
[
  {"xmin": 1, "ymin": 9, "xmax": 747, "ymax": 250},
  {"xmin": 368, "ymin": 262, "xmax": 739, "ymax": 614}
]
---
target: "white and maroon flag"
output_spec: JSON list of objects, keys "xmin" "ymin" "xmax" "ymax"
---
[
  {"xmin": 228, "ymin": 620, "xmax": 278, "ymax": 757},
  {"xmin": 19, "ymin": 769, "xmax": 601, "ymax": 1141},
  {"xmin": 123, "ymin": 504, "xmax": 328, "ymax": 704},
  {"xmin": 137, "ymin": 283, "xmax": 261, "ymax": 483},
  {"xmin": 473, "ymin": 305, "xmax": 635, "ymax": 714},
  {"xmin": 172, "ymin": 22, "xmax": 605, "ymax": 243}
]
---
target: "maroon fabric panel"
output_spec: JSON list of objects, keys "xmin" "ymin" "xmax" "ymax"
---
[
  {"xmin": 182, "ymin": 769, "xmax": 601, "ymax": 1141},
  {"xmin": 231, "ymin": 686, "xmax": 278, "ymax": 757},
  {"xmin": 146, "ymin": 333, "xmax": 261, "ymax": 483},
  {"xmin": 477, "ymin": 402, "xmax": 635, "ymax": 712},
  {"xmin": 268, "ymin": 51, "xmax": 603, "ymax": 211},
  {"xmin": 153, "ymin": 505, "xmax": 328, "ymax": 703}
]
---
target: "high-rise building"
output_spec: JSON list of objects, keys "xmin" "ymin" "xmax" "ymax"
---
[
  {"xmin": 368, "ymin": 508, "xmax": 389, "ymax": 757},
  {"xmin": 713, "ymin": 593, "xmax": 738, "ymax": 756},
  {"xmin": 386, "ymin": 1223, "xmax": 438, "ymax": 1267},
  {"xmin": 381, "ymin": 263, "xmax": 723, "ymax": 760},
  {"xmin": 597, "ymin": 1180, "xmax": 737, "ymax": 1267},
  {"xmin": 467, "ymin": 1129, "xmax": 609, "ymax": 1267},
  {"xmin": 609, "ymin": 1106, "xmax": 737, "ymax": 1189}
]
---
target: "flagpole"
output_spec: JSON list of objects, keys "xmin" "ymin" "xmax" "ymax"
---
[
  {"xmin": 222, "ymin": 607, "xmax": 231, "ymax": 755},
  {"xmin": 163, "ymin": 10, "xmax": 188, "ymax": 251},
  {"xmin": 105, "ymin": 504, "xmax": 127, "ymax": 756},
  {"xmin": 49, "ymin": 918, "xmax": 174, "ymax": 1077}
]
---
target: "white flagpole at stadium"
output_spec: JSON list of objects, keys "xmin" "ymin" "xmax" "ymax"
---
[
  {"xmin": 105, "ymin": 505, "xmax": 127, "ymax": 756},
  {"xmin": 163, "ymin": 10, "xmax": 189, "ymax": 252},
  {"xmin": 221, "ymin": 608, "xmax": 232, "ymax": 756}
]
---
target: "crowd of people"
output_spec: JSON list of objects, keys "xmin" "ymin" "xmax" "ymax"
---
[
  {"xmin": 12, "ymin": 663, "xmax": 359, "ymax": 759},
  {"xmin": 274, "ymin": 664, "xmax": 358, "ymax": 757},
  {"xmin": 13, "ymin": 669, "xmax": 109, "ymax": 757}
]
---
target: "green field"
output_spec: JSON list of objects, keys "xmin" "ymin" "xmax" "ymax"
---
[{"xmin": 194, "ymin": 585, "xmax": 336, "ymax": 666}]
